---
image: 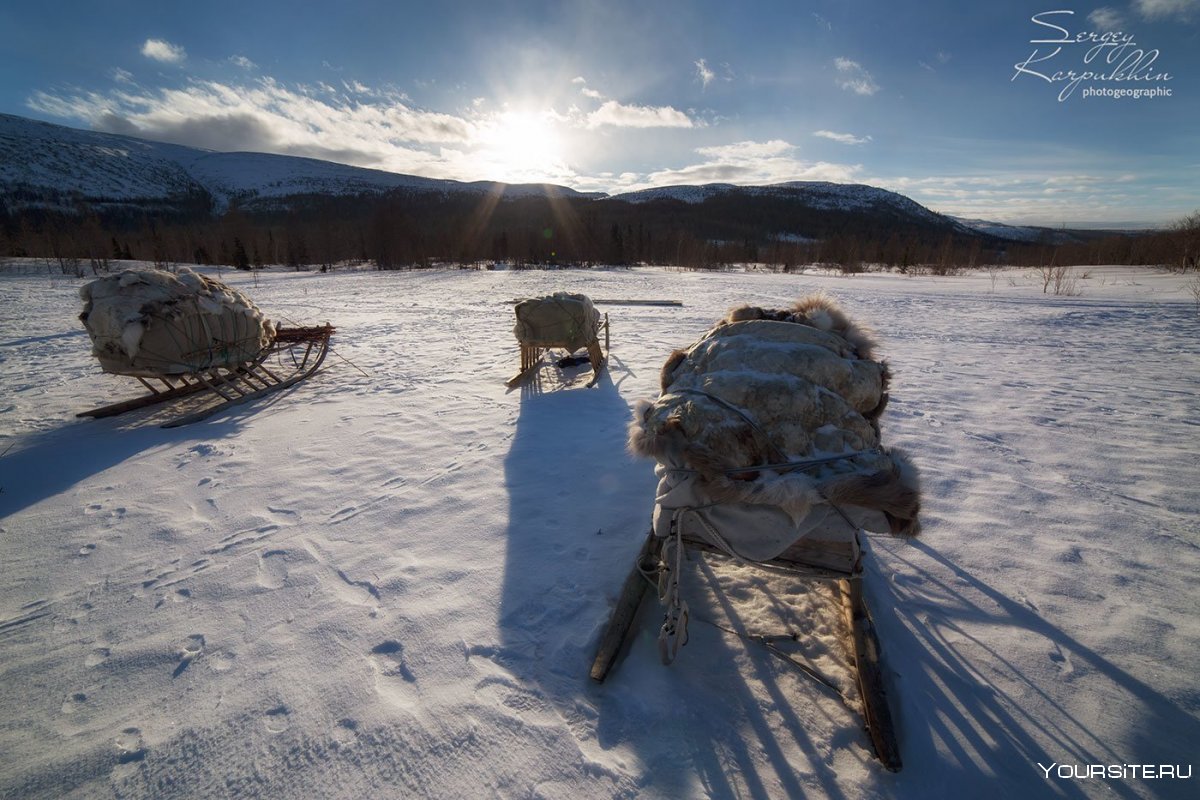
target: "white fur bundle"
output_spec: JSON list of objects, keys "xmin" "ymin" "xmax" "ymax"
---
[
  {"xmin": 512, "ymin": 292, "xmax": 601, "ymax": 353},
  {"xmin": 79, "ymin": 269, "xmax": 275, "ymax": 376},
  {"xmin": 629, "ymin": 294, "xmax": 921, "ymax": 537}
]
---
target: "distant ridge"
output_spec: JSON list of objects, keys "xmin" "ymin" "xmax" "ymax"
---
[{"xmin": 0, "ymin": 112, "xmax": 1075, "ymax": 243}]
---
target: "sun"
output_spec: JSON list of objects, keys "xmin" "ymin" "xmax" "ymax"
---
[{"xmin": 478, "ymin": 111, "xmax": 565, "ymax": 183}]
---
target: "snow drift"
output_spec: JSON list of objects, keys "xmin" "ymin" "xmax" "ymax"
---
[
  {"xmin": 629, "ymin": 294, "xmax": 920, "ymax": 559},
  {"xmin": 512, "ymin": 292, "xmax": 601, "ymax": 353},
  {"xmin": 78, "ymin": 269, "xmax": 275, "ymax": 376}
]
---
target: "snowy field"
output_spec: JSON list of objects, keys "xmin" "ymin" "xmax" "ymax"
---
[{"xmin": 1, "ymin": 262, "xmax": 1197, "ymax": 799}]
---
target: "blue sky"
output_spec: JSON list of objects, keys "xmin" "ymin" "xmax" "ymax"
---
[{"xmin": 1, "ymin": 0, "xmax": 1197, "ymax": 225}]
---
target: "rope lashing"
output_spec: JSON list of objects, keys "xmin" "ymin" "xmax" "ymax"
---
[
  {"xmin": 516, "ymin": 295, "xmax": 600, "ymax": 350},
  {"xmin": 661, "ymin": 449, "xmax": 882, "ymax": 479},
  {"xmin": 672, "ymin": 388, "xmax": 786, "ymax": 463}
]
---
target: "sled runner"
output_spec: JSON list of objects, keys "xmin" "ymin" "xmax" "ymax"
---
[
  {"xmin": 590, "ymin": 295, "xmax": 918, "ymax": 771},
  {"xmin": 77, "ymin": 324, "xmax": 335, "ymax": 428},
  {"xmin": 506, "ymin": 292, "xmax": 610, "ymax": 388}
]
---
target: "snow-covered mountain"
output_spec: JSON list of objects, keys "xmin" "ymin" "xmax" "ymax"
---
[
  {"xmin": 950, "ymin": 216, "xmax": 1069, "ymax": 243},
  {"xmin": 0, "ymin": 114, "xmax": 587, "ymax": 213},
  {"xmin": 3, "ymin": 113, "xmax": 1010, "ymax": 241},
  {"xmin": 615, "ymin": 181, "xmax": 934, "ymax": 217},
  {"xmin": 611, "ymin": 180, "xmax": 970, "ymax": 233}
]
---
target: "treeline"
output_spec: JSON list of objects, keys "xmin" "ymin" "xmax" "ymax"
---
[
  {"xmin": 2, "ymin": 186, "xmax": 1197, "ymax": 273},
  {"xmin": 1004, "ymin": 212, "xmax": 1200, "ymax": 272}
]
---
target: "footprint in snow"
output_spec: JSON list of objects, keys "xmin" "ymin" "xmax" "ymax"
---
[
  {"xmin": 263, "ymin": 704, "xmax": 291, "ymax": 734},
  {"xmin": 114, "ymin": 727, "xmax": 146, "ymax": 765},
  {"xmin": 172, "ymin": 634, "xmax": 205, "ymax": 677},
  {"xmin": 370, "ymin": 641, "xmax": 416, "ymax": 682},
  {"xmin": 86, "ymin": 647, "xmax": 111, "ymax": 667},
  {"xmin": 472, "ymin": 675, "xmax": 561, "ymax": 728},
  {"xmin": 153, "ymin": 588, "xmax": 191, "ymax": 610},
  {"xmin": 369, "ymin": 641, "xmax": 418, "ymax": 709},
  {"xmin": 61, "ymin": 691, "xmax": 88, "ymax": 714},
  {"xmin": 332, "ymin": 718, "xmax": 359, "ymax": 749},
  {"xmin": 205, "ymin": 649, "xmax": 237, "ymax": 673},
  {"xmin": 1049, "ymin": 645, "xmax": 1075, "ymax": 677},
  {"xmin": 257, "ymin": 549, "xmax": 290, "ymax": 589}
]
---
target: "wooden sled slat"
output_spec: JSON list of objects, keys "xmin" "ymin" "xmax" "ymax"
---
[
  {"xmin": 508, "ymin": 315, "xmax": 610, "ymax": 389},
  {"xmin": 680, "ymin": 532, "xmax": 861, "ymax": 580},
  {"xmin": 162, "ymin": 327, "xmax": 332, "ymax": 428},
  {"xmin": 506, "ymin": 345, "xmax": 544, "ymax": 388}
]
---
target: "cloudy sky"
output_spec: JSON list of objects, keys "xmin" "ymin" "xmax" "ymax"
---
[{"xmin": 2, "ymin": 0, "xmax": 1198, "ymax": 225}]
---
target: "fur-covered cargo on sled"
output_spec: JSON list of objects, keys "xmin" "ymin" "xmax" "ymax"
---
[
  {"xmin": 628, "ymin": 292, "xmax": 921, "ymax": 561},
  {"xmin": 76, "ymin": 267, "xmax": 334, "ymax": 427},
  {"xmin": 506, "ymin": 291, "xmax": 609, "ymax": 389}
]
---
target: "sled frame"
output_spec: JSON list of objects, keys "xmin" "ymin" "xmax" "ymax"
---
[
  {"xmin": 506, "ymin": 314, "xmax": 609, "ymax": 389},
  {"xmin": 590, "ymin": 527, "xmax": 902, "ymax": 772},
  {"xmin": 77, "ymin": 324, "xmax": 334, "ymax": 428}
]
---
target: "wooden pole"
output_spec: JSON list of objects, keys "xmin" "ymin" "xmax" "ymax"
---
[
  {"xmin": 840, "ymin": 577, "xmax": 903, "ymax": 771},
  {"xmin": 590, "ymin": 530, "xmax": 658, "ymax": 682}
]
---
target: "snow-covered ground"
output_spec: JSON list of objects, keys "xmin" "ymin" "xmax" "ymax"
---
[{"xmin": 1, "ymin": 263, "xmax": 1197, "ymax": 799}]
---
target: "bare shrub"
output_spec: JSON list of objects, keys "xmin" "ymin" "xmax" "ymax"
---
[
  {"xmin": 1052, "ymin": 266, "xmax": 1081, "ymax": 296},
  {"xmin": 1036, "ymin": 264, "xmax": 1082, "ymax": 296}
]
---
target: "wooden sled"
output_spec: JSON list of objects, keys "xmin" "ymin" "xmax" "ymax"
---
[
  {"xmin": 506, "ymin": 313, "xmax": 610, "ymax": 389},
  {"xmin": 78, "ymin": 324, "xmax": 334, "ymax": 428},
  {"xmin": 590, "ymin": 527, "xmax": 903, "ymax": 772}
]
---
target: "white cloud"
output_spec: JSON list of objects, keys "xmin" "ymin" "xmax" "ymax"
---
[
  {"xmin": 918, "ymin": 50, "xmax": 952, "ymax": 72},
  {"xmin": 1134, "ymin": 0, "xmax": 1198, "ymax": 19},
  {"xmin": 609, "ymin": 139, "xmax": 861, "ymax": 191},
  {"xmin": 111, "ymin": 68, "xmax": 134, "ymax": 85},
  {"xmin": 141, "ymin": 38, "xmax": 186, "ymax": 64},
  {"xmin": 875, "ymin": 171, "xmax": 1162, "ymax": 225},
  {"xmin": 813, "ymin": 130, "xmax": 872, "ymax": 145},
  {"xmin": 833, "ymin": 58, "xmax": 878, "ymax": 96},
  {"xmin": 695, "ymin": 140, "xmax": 795, "ymax": 160},
  {"xmin": 572, "ymin": 76, "xmax": 605, "ymax": 100},
  {"xmin": 585, "ymin": 100, "xmax": 695, "ymax": 129},
  {"xmin": 695, "ymin": 59, "xmax": 715, "ymax": 88},
  {"xmin": 28, "ymin": 76, "xmax": 479, "ymax": 174},
  {"xmin": 229, "ymin": 55, "xmax": 257, "ymax": 70},
  {"xmin": 1088, "ymin": 7, "xmax": 1126, "ymax": 30}
]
